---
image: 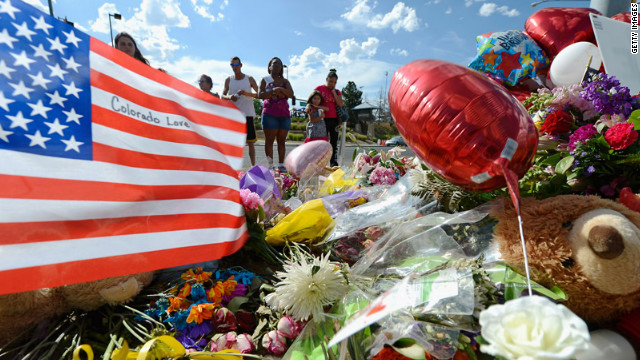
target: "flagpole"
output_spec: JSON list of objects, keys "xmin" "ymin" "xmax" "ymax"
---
[{"xmin": 48, "ymin": 0, "xmax": 53, "ymax": 16}]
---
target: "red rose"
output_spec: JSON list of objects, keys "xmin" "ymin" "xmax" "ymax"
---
[
  {"xmin": 605, "ymin": 122, "xmax": 638, "ymax": 150},
  {"xmin": 540, "ymin": 109, "xmax": 574, "ymax": 135}
]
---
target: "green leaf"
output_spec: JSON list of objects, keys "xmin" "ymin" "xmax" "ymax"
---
[
  {"xmin": 311, "ymin": 265, "xmax": 320, "ymax": 276},
  {"xmin": 390, "ymin": 158, "xmax": 404, "ymax": 166},
  {"xmin": 538, "ymin": 152, "xmax": 563, "ymax": 166},
  {"xmin": 555, "ymin": 156, "xmax": 575, "ymax": 174},
  {"xmin": 227, "ymin": 296, "xmax": 249, "ymax": 312},
  {"xmin": 629, "ymin": 109, "xmax": 640, "ymax": 130},
  {"xmin": 596, "ymin": 121, "xmax": 607, "ymax": 133}
]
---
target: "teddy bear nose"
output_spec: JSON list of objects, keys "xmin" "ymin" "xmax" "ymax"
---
[{"xmin": 588, "ymin": 225, "xmax": 625, "ymax": 259}]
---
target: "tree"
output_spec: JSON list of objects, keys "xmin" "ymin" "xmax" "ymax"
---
[
  {"xmin": 341, "ymin": 81, "xmax": 362, "ymax": 129},
  {"xmin": 253, "ymin": 98, "xmax": 263, "ymax": 116}
]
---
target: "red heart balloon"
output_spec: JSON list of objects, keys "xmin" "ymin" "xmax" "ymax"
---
[
  {"xmin": 388, "ymin": 60, "xmax": 538, "ymax": 192},
  {"xmin": 524, "ymin": 7, "xmax": 601, "ymax": 58},
  {"xmin": 611, "ymin": 12, "xmax": 635, "ymax": 25}
]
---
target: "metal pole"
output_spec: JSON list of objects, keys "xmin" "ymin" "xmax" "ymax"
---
[
  {"xmin": 48, "ymin": 0, "xmax": 53, "ymax": 16},
  {"xmin": 109, "ymin": 15, "xmax": 114, "ymax": 47}
]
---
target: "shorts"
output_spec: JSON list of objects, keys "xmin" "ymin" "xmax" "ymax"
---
[
  {"xmin": 261, "ymin": 113, "xmax": 291, "ymax": 131},
  {"xmin": 246, "ymin": 116, "xmax": 257, "ymax": 143}
]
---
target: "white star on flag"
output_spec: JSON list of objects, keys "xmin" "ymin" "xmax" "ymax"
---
[
  {"xmin": 31, "ymin": 15, "xmax": 53, "ymax": 35},
  {"xmin": 25, "ymin": 130, "xmax": 51, "ymax": 148},
  {"xmin": 0, "ymin": 91, "xmax": 15, "ymax": 111},
  {"xmin": 11, "ymin": 50, "xmax": 36, "ymax": 70},
  {"xmin": 61, "ymin": 135, "xmax": 83, "ymax": 152},
  {"xmin": 27, "ymin": 99, "xmax": 52, "ymax": 118},
  {"xmin": 63, "ymin": 29, "xmax": 81, "ymax": 47},
  {"xmin": 46, "ymin": 91, "xmax": 66, "ymax": 107},
  {"xmin": 30, "ymin": 43, "xmax": 52, "ymax": 61},
  {"xmin": 62, "ymin": 107, "xmax": 82, "ymax": 124},
  {"xmin": 9, "ymin": 80, "xmax": 34, "ymax": 99},
  {"xmin": 44, "ymin": 118, "xmax": 68, "ymax": 136},
  {"xmin": 0, "ymin": 59, "xmax": 16, "ymax": 79},
  {"xmin": 62, "ymin": 56, "xmax": 80, "ymax": 72},
  {"xmin": 0, "ymin": 28, "xmax": 18, "ymax": 48},
  {"xmin": 28, "ymin": 71, "xmax": 51, "ymax": 89},
  {"xmin": 47, "ymin": 36, "xmax": 67, "ymax": 54},
  {"xmin": 0, "ymin": 123, "xmax": 13, "ymax": 142},
  {"xmin": 47, "ymin": 63, "xmax": 67, "ymax": 80},
  {"xmin": 62, "ymin": 81, "xmax": 82, "ymax": 98},
  {"xmin": 0, "ymin": 0, "xmax": 19, "ymax": 19},
  {"xmin": 12, "ymin": 21, "xmax": 36, "ymax": 41},
  {"xmin": 6, "ymin": 111, "xmax": 33, "ymax": 131}
]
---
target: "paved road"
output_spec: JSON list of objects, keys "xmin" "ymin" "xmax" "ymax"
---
[{"xmin": 240, "ymin": 141, "xmax": 414, "ymax": 171}]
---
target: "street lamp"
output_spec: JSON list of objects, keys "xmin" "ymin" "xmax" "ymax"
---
[
  {"xmin": 283, "ymin": 64, "xmax": 289, "ymax": 79},
  {"xmin": 109, "ymin": 13, "xmax": 122, "ymax": 47}
]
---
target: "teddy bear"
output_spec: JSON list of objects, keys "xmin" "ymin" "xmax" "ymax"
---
[
  {"xmin": 0, "ymin": 271, "xmax": 154, "ymax": 347},
  {"xmin": 488, "ymin": 194, "xmax": 640, "ymax": 326}
]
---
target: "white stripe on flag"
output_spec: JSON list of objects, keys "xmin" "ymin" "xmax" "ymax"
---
[
  {"xmin": 91, "ymin": 87, "xmax": 247, "ymax": 146},
  {"xmin": 90, "ymin": 51, "xmax": 246, "ymax": 125},
  {"xmin": 0, "ymin": 150, "xmax": 240, "ymax": 187},
  {"xmin": 94, "ymin": 124, "xmax": 238, "ymax": 168},
  {"xmin": 0, "ymin": 198, "xmax": 242, "ymax": 223},
  {"xmin": 0, "ymin": 227, "xmax": 245, "ymax": 271}
]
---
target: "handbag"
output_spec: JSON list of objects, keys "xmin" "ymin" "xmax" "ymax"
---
[{"xmin": 335, "ymin": 105, "xmax": 349, "ymax": 123}]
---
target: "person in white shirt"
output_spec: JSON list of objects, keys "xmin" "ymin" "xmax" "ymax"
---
[{"xmin": 222, "ymin": 56, "xmax": 259, "ymax": 166}]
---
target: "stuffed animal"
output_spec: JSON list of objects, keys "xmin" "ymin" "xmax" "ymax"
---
[
  {"xmin": 0, "ymin": 272, "xmax": 153, "ymax": 346},
  {"xmin": 489, "ymin": 194, "xmax": 640, "ymax": 325}
]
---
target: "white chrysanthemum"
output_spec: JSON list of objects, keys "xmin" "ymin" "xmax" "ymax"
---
[{"xmin": 265, "ymin": 254, "xmax": 349, "ymax": 321}]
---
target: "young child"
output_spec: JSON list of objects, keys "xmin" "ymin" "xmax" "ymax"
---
[{"xmin": 305, "ymin": 90, "xmax": 330, "ymax": 143}]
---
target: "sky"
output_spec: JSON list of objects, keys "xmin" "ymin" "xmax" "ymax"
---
[{"xmin": 19, "ymin": 0, "xmax": 631, "ymax": 106}]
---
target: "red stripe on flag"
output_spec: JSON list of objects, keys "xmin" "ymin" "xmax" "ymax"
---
[
  {"xmin": 92, "ymin": 105, "xmax": 245, "ymax": 159},
  {"xmin": 0, "ymin": 174, "xmax": 240, "ymax": 202},
  {"xmin": 90, "ymin": 69, "xmax": 245, "ymax": 133},
  {"xmin": 90, "ymin": 38, "xmax": 239, "ymax": 112},
  {"xmin": 0, "ymin": 213, "xmax": 244, "ymax": 245},
  {"xmin": 93, "ymin": 143, "xmax": 237, "ymax": 178},
  {"xmin": 0, "ymin": 231, "xmax": 248, "ymax": 296}
]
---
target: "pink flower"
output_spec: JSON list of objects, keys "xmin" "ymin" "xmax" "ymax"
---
[
  {"xmin": 210, "ymin": 332, "xmax": 255, "ymax": 354},
  {"xmin": 604, "ymin": 122, "xmax": 638, "ymax": 150},
  {"xmin": 239, "ymin": 189, "xmax": 264, "ymax": 211},
  {"xmin": 261, "ymin": 330, "xmax": 288, "ymax": 355},
  {"xmin": 277, "ymin": 315, "xmax": 305, "ymax": 339},
  {"xmin": 211, "ymin": 307, "xmax": 237, "ymax": 332},
  {"xmin": 368, "ymin": 166, "xmax": 397, "ymax": 186},
  {"xmin": 568, "ymin": 124, "xmax": 597, "ymax": 152},
  {"xmin": 237, "ymin": 171, "xmax": 245, "ymax": 180}
]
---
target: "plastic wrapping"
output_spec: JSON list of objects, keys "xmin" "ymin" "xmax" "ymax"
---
[
  {"xmin": 240, "ymin": 166, "xmax": 282, "ymax": 219},
  {"xmin": 319, "ymin": 168, "xmax": 359, "ymax": 196},
  {"xmin": 265, "ymin": 198, "xmax": 333, "ymax": 246}
]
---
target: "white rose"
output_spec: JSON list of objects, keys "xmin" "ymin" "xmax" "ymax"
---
[{"xmin": 479, "ymin": 296, "xmax": 590, "ymax": 360}]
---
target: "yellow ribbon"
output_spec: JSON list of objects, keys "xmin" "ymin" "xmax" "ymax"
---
[
  {"xmin": 107, "ymin": 337, "xmax": 244, "ymax": 360},
  {"xmin": 73, "ymin": 345, "xmax": 94, "ymax": 360}
]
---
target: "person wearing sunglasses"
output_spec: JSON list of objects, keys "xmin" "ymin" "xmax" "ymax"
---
[
  {"xmin": 258, "ymin": 57, "xmax": 294, "ymax": 171},
  {"xmin": 198, "ymin": 74, "xmax": 220, "ymax": 98},
  {"xmin": 222, "ymin": 57, "xmax": 259, "ymax": 166}
]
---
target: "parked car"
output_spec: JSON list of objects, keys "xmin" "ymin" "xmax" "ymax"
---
[{"xmin": 385, "ymin": 136, "xmax": 406, "ymax": 147}]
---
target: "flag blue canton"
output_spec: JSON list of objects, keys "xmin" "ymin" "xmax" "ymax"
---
[{"xmin": 0, "ymin": 0, "xmax": 92, "ymax": 160}]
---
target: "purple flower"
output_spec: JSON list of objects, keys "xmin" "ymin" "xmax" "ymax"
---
[
  {"xmin": 175, "ymin": 332, "xmax": 208, "ymax": 350},
  {"xmin": 580, "ymin": 73, "xmax": 636, "ymax": 116},
  {"xmin": 586, "ymin": 166, "xmax": 595, "ymax": 174},
  {"xmin": 183, "ymin": 321, "xmax": 213, "ymax": 339},
  {"xmin": 568, "ymin": 124, "xmax": 597, "ymax": 153},
  {"xmin": 223, "ymin": 283, "xmax": 248, "ymax": 304}
]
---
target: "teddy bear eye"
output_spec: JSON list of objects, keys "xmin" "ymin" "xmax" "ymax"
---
[
  {"xmin": 562, "ymin": 221, "xmax": 573, "ymax": 230},
  {"xmin": 561, "ymin": 257, "xmax": 575, "ymax": 268}
]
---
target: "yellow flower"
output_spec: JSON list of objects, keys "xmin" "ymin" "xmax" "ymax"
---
[
  {"xmin": 167, "ymin": 297, "xmax": 190, "ymax": 313},
  {"xmin": 181, "ymin": 267, "xmax": 212, "ymax": 283},
  {"xmin": 186, "ymin": 303, "xmax": 215, "ymax": 324},
  {"xmin": 178, "ymin": 283, "xmax": 192, "ymax": 298}
]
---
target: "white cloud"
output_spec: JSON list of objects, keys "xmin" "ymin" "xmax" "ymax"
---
[
  {"xmin": 190, "ymin": 0, "xmax": 225, "ymax": 22},
  {"xmin": 141, "ymin": 0, "xmax": 190, "ymax": 27},
  {"xmin": 315, "ymin": 19, "xmax": 346, "ymax": 32},
  {"xmin": 89, "ymin": 2, "xmax": 182, "ymax": 60},
  {"xmin": 445, "ymin": 7, "xmax": 452, "ymax": 14},
  {"xmin": 342, "ymin": 0, "xmax": 420, "ymax": 33},
  {"xmin": 294, "ymin": 30, "xmax": 303, "ymax": 36},
  {"xmin": 479, "ymin": 3, "xmax": 519, "ymax": 17},
  {"xmin": 390, "ymin": 48, "xmax": 408, "ymax": 56},
  {"xmin": 465, "ymin": 0, "xmax": 485, "ymax": 7},
  {"xmin": 22, "ymin": 0, "xmax": 48, "ymax": 12}
]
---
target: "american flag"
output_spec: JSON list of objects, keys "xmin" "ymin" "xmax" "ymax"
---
[{"xmin": 0, "ymin": 0, "xmax": 248, "ymax": 295}]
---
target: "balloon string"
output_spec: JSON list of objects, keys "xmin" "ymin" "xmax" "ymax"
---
[{"xmin": 517, "ymin": 213, "xmax": 533, "ymax": 296}]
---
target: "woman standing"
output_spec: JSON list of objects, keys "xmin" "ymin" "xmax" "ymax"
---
[
  {"xmin": 258, "ymin": 57, "xmax": 294, "ymax": 171},
  {"xmin": 313, "ymin": 69, "xmax": 343, "ymax": 167},
  {"xmin": 114, "ymin": 32, "xmax": 149, "ymax": 65}
]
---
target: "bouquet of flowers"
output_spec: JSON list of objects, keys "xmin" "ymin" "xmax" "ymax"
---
[
  {"xmin": 352, "ymin": 147, "xmax": 419, "ymax": 186},
  {"xmin": 522, "ymin": 74, "xmax": 640, "ymax": 199}
]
